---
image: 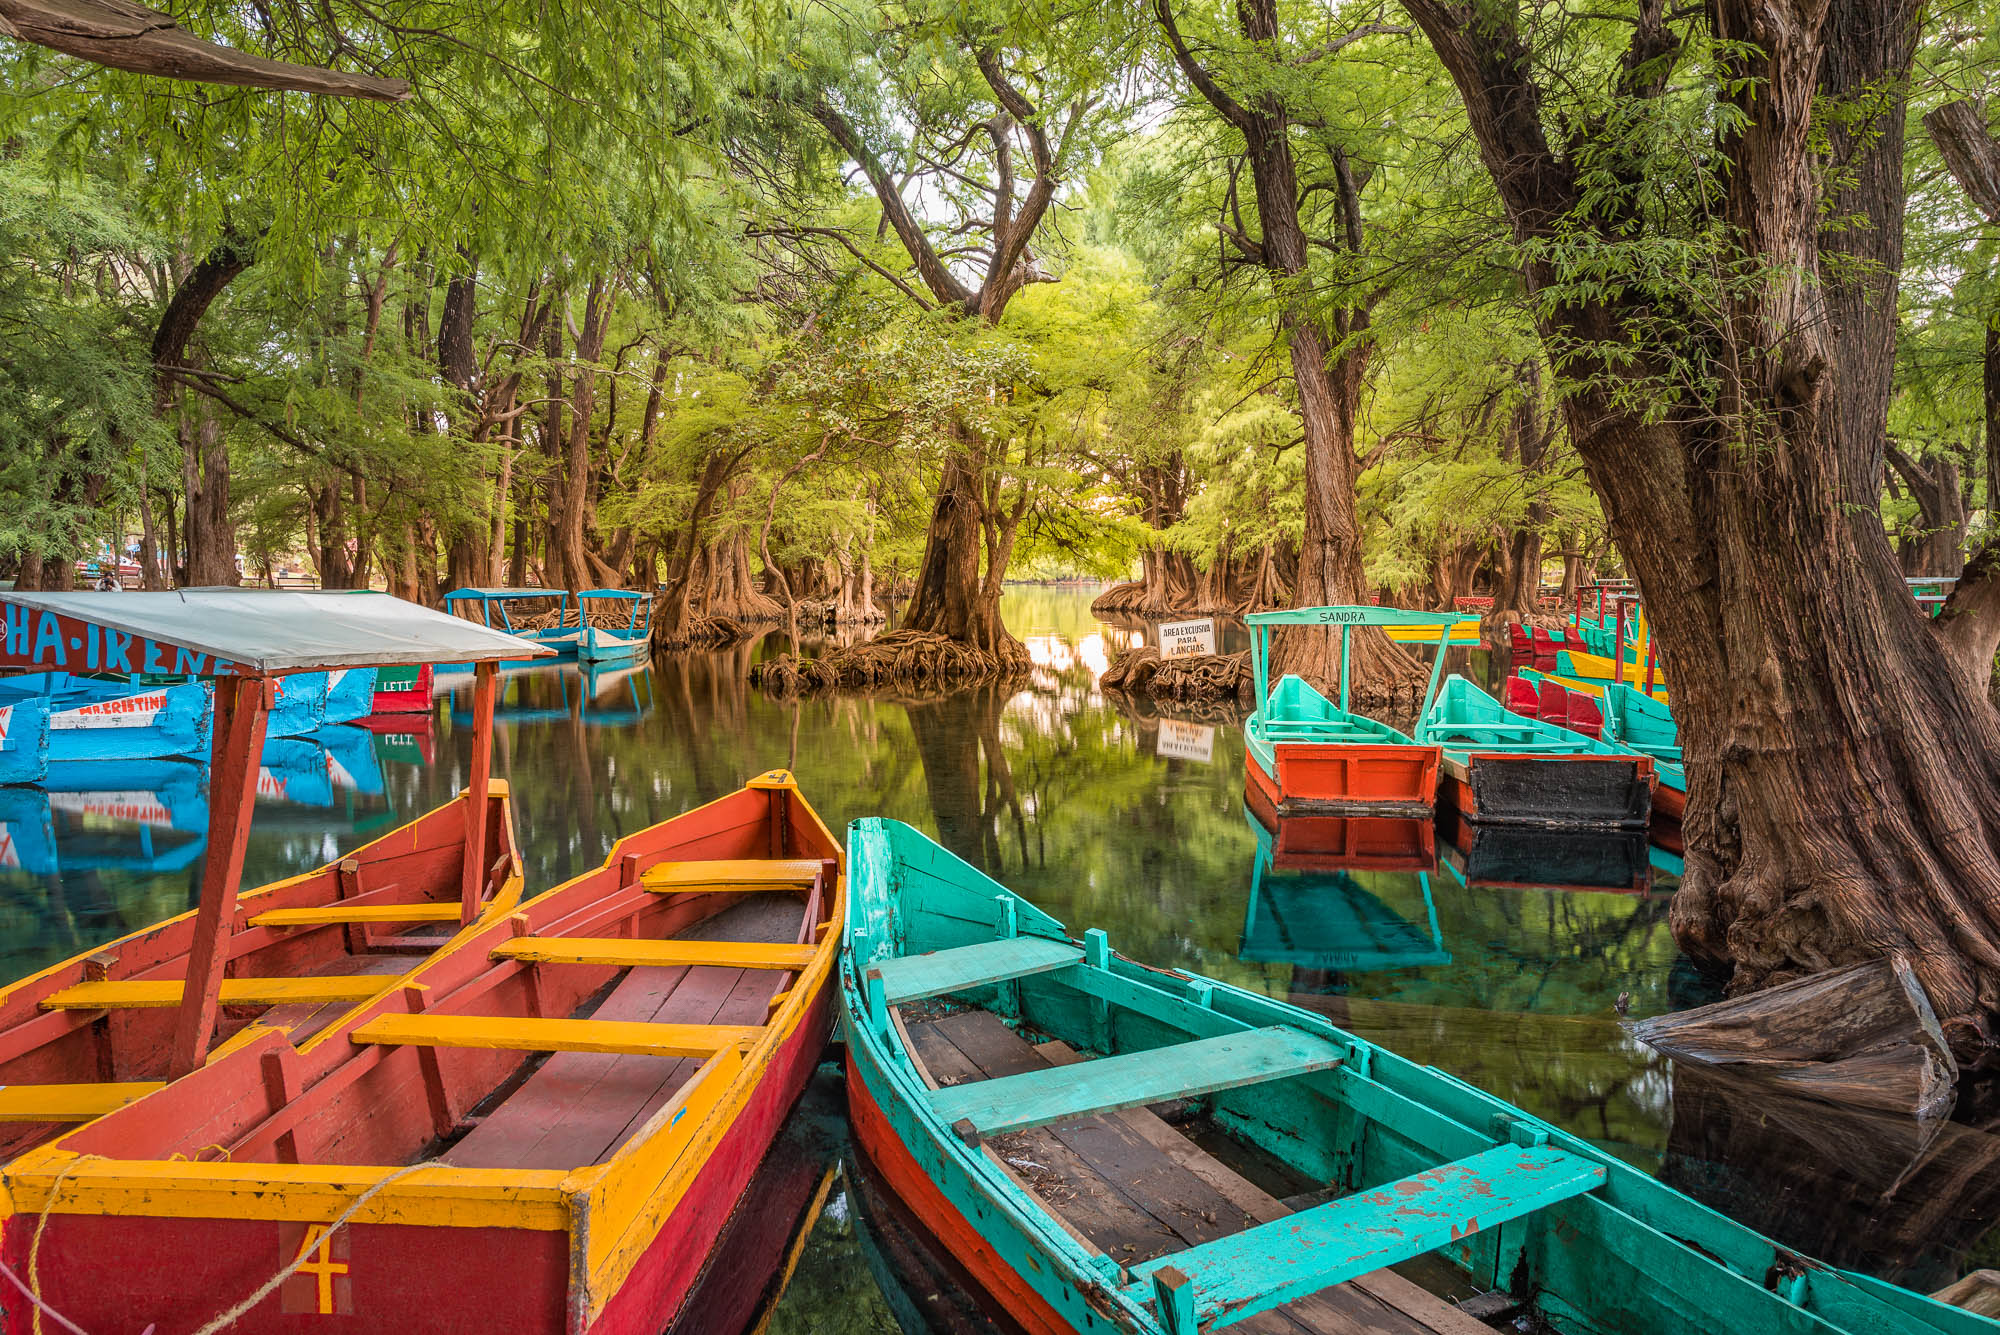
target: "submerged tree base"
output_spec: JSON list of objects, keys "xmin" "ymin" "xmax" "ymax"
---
[
  {"xmin": 749, "ymin": 629, "xmax": 1030, "ymax": 695},
  {"xmin": 1099, "ymin": 646, "xmax": 1252, "ymax": 706},
  {"xmin": 652, "ymin": 613, "xmax": 746, "ymax": 651}
]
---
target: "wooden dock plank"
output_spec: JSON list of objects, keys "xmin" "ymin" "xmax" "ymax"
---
[
  {"xmin": 40, "ymin": 976, "xmax": 390, "ymax": 1010},
  {"xmin": 871, "ymin": 937, "xmax": 1081, "ymax": 1006},
  {"xmin": 492, "ymin": 937, "xmax": 817, "ymax": 971},
  {"xmin": 350, "ymin": 1014, "xmax": 761, "ymax": 1057},
  {"xmin": 929, "ymin": 1025, "xmax": 1343, "ymax": 1138}
]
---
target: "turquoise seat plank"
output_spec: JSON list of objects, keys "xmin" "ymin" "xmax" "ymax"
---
[
  {"xmin": 869, "ymin": 936, "xmax": 1081, "ymax": 1006},
  {"xmin": 1130, "ymin": 1144, "xmax": 1605, "ymax": 1332},
  {"xmin": 929, "ymin": 1025, "xmax": 1343, "ymax": 1138}
]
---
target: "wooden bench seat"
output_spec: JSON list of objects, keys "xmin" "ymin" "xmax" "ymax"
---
[
  {"xmin": 493, "ymin": 937, "xmax": 816, "ymax": 970},
  {"xmin": 868, "ymin": 936, "xmax": 1081, "ymax": 1007},
  {"xmin": 639, "ymin": 859, "xmax": 822, "ymax": 893},
  {"xmin": 0, "ymin": 1081, "xmax": 164, "ymax": 1122},
  {"xmin": 41, "ymin": 976, "xmax": 390, "ymax": 1010},
  {"xmin": 250, "ymin": 903, "xmax": 461, "ymax": 928},
  {"xmin": 351, "ymin": 1014, "xmax": 760, "ymax": 1058},
  {"xmin": 929, "ymin": 1024, "xmax": 1344, "ymax": 1140}
]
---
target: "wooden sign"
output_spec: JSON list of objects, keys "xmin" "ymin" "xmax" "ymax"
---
[
  {"xmin": 1156, "ymin": 719, "xmax": 1215, "ymax": 763},
  {"xmin": 0, "ymin": 604, "xmax": 239, "ymax": 676},
  {"xmin": 1157, "ymin": 618, "xmax": 1216, "ymax": 658}
]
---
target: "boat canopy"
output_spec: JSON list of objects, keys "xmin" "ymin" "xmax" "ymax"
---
[
  {"xmin": 1244, "ymin": 605, "xmax": 1459, "ymax": 713},
  {"xmin": 0, "ymin": 589, "xmax": 551, "ymax": 678},
  {"xmin": 443, "ymin": 587, "xmax": 571, "ymax": 600}
]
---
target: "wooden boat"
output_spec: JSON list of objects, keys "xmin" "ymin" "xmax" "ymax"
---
[
  {"xmin": 1241, "ymin": 606, "xmax": 1458, "ymax": 816},
  {"xmin": 3, "ymin": 771, "xmax": 844, "ymax": 1335},
  {"xmin": 0, "ymin": 588, "xmax": 547, "ymax": 1163},
  {"xmin": 574, "ymin": 589, "xmax": 653, "ymax": 665},
  {"xmin": 369, "ymin": 662, "xmax": 435, "ymax": 713},
  {"xmin": 1417, "ymin": 675, "xmax": 1654, "ymax": 828},
  {"xmin": 838, "ymin": 818, "xmax": 1987, "ymax": 1335},
  {"xmin": 1523, "ymin": 670, "xmax": 1686, "ymax": 841},
  {"xmin": 442, "ymin": 587, "xmax": 590, "ymax": 664},
  {"xmin": 1556, "ymin": 646, "xmax": 1669, "ymax": 692},
  {"xmin": 1381, "ymin": 615, "xmax": 1480, "ymax": 646},
  {"xmin": 0, "ymin": 696, "xmax": 48, "ymax": 783},
  {"xmin": 0, "ymin": 674, "xmax": 214, "ymax": 765}
]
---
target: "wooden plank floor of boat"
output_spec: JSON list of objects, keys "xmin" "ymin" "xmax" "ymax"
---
[
  {"xmin": 444, "ymin": 893, "xmax": 805, "ymax": 1170},
  {"xmin": 903, "ymin": 1009, "xmax": 1492, "ymax": 1335}
]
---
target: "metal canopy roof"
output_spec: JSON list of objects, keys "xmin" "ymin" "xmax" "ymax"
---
[
  {"xmin": 0, "ymin": 589, "xmax": 554, "ymax": 676},
  {"xmin": 444, "ymin": 588, "xmax": 571, "ymax": 600}
]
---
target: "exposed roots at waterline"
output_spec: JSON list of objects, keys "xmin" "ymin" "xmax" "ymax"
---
[
  {"xmin": 749, "ymin": 629, "xmax": 1030, "ymax": 696},
  {"xmin": 652, "ymin": 613, "xmax": 745, "ymax": 651},
  {"xmin": 1098, "ymin": 647, "xmax": 1253, "ymax": 706}
]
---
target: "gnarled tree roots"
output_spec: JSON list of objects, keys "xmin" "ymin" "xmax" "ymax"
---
[
  {"xmin": 652, "ymin": 614, "xmax": 745, "ymax": 651},
  {"xmin": 749, "ymin": 629, "xmax": 1030, "ymax": 696},
  {"xmin": 1099, "ymin": 647, "xmax": 1252, "ymax": 706}
]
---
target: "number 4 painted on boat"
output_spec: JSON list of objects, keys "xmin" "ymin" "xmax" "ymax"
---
[{"xmin": 280, "ymin": 1221, "xmax": 353, "ymax": 1315}]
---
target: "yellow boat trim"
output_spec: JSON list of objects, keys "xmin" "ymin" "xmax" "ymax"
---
[
  {"xmin": 40, "ymin": 976, "xmax": 392, "ymax": 1010},
  {"xmin": 351, "ymin": 1013, "xmax": 765, "ymax": 1058},
  {"xmin": 2, "ymin": 770, "xmax": 845, "ymax": 1334},
  {"xmin": 0, "ymin": 1082, "xmax": 164, "ymax": 1122},
  {"xmin": 640, "ymin": 858, "xmax": 823, "ymax": 892},
  {"xmin": 1563, "ymin": 647, "xmax": 1669, "ymax": 687},
  {"xmin": 493, "ymin": 938, "xmax": 819, "ymax": 971},
  {"xmin": 251, "ymin": 903, "xmax": 464, "ymax": 928}
]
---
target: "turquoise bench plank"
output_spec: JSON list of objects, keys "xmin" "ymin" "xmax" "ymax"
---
[
  {"xmin": 1130, "ymin": 1144, "xmax": 1606, "ymax": 1332},
  {"xmin": 869, "ymin": 935, "xmax": 1081, "ymax": 1006},
  {"xmin": 928, "ymin": 1025, "xmax": 1344, "ymax": 1138}
]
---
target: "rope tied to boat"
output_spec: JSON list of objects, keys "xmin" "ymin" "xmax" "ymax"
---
[
  {"xmin": 188, "ymin": 1162, "xmax": 430, "ymax": 1335},
  {"xmin": 17, "ymin": 1154, "xmax": 128, "ymax": 1335}
]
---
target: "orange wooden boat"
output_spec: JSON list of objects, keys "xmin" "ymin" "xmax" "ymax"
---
[
  {"xmin": 0, "ymin": 590, "xmax": 546, "ymax": 1164},
  {"xmin": 3, "ymin": 771, "xmax": 842, "ymax": 1335}
]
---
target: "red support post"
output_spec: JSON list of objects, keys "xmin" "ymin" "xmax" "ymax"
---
[
  {"xmin": 460, "ymin": 661, "xmax": 499, "ymax": 923},
  {"xmin": 169, "ymin": 674, "xmax": 272, "ymax": 1078},
  {"xmin": 1613, "ymin": 599, "xmax": 1628, "ymax": 686}
]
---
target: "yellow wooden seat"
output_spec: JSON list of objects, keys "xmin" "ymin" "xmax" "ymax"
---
[
  {"xmin": 492, "ymin": 938, "xmax": 818, "ymax": 970},
  {"xmin": 250, "ymin": 903, "xmax": 462, "ymax": 928},
  {"xmin": 639, "ymin": 859, "xmax": 823, "ymax": 893},
  {"xmin": 40, "ymin": 976, "xmax": 392, "ymax": 1010},
  {"xmin": 0, "ymin": 1081, "xmax": 164, "ymax": 1122},
  {"xmin": 350, "ymin": 1014, "xmax": 763, "ymax": 1058}
]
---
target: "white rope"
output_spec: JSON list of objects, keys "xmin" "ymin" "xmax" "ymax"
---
[{"xmin": 189, "ymin": 1164, "xmax": 428, "ymax": 1335}]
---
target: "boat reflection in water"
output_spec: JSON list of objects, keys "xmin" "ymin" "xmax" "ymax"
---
[
  {"xmin": 1238, "ymin": 804, "xmax": 1449, "ymax": 991},
  {"xmin": 1437, "ymin": 804, "xmax": 1652, "ymax": 896}
]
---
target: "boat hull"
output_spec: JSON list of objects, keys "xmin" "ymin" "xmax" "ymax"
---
[
  {"xmin": 1246, "ymin": 738, "xmax": 1437, "ymax": 817},
  {"xmin": 577, "ymin": 631, "xmax": 647, "ymax": 665},
  {"xmin": 1441, "ymin": 752, "xmax": 1653, "ymax": 829}
]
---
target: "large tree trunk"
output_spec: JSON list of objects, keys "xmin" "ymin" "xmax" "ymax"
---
[
  {"xmin": 900, "ymin": 448, "xmax": 1025, "ymax": 660},
  {"xmin": 180, "ymin": 392, "xmax": 236, "ymax": 586},
  {"xmin": 1408, "ymin": 0, "xmax": 2000, "ymax": 1058},
  {"xmin": 552, "ymin": 277, "xmax": 613, "ymax": 592}
]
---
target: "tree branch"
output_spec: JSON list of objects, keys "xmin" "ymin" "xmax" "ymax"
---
[
  {"xmin": 809, "ymin": 97, "xmax": 975, "ymax": 312},
  {"xmin": 1154, "ymin": 0, "xmax": 1254, "ymax": 132},
  {"xmin": 1926, "ymin": 100, "xmax": 2000, "ymax": 223},
  {"xmin": 1936, "ymin": 539, "xmax": 2000, "ymax": 697}
]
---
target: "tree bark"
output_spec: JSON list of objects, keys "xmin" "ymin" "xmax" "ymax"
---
[
  {"xmin": 552, "ymin": 275, "xmax": 614, "ymax": 592},
  {"xmin": 1405, "ymin": 0, "xmax": 2000, "ymax": 1058}
]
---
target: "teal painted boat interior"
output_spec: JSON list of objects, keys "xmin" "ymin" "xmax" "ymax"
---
[
  {"xmin": 1420, "ymin": 674, "xmax": 1626, "ymax": 762},
  {"xmin": 841, "ymin": 815, "xmax": 1990, "ymax": 1335},
  {"xmin": 1244, "ymin": 673, "xmax": 1413, "ymax": 778}
]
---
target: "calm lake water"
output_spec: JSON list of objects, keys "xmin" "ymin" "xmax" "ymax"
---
[{"xmin": 3, "ymin": 587, "xmax": 1994, "ymax": 1329}]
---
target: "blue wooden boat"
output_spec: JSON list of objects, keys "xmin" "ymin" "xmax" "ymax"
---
[
  {"xmin": 1417, "ymin": 675, "xmax": 1654, "ymax": 828},
  {"xmin": 321, "ymin": 666, "xmax": 379, "ymax": 725},
  {"xmin": 839, "ymin": 818, "xmax": 1990, "ymax": 1335},
  {"xmin": 0, "ymin": 697, "xmax": 49, "ymax": 785},
  {"xmin": 574, "ymin": 589, "xmax": 652, "ymax": 665},
  {"xmin": 441, "ymin": 587, "xmax": 588, "ymax": 666},
  {"xmin": 1240, "ymin": 806, "xmax": 1449, "ymax": 973},
  {"xmin": 1242, "ymin": 607, "xmax": 1458, "ymax": 816}
]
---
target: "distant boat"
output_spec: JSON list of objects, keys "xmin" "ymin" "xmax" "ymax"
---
[
  {"xmin": 838, "ymin": 817, "xmax": 1976, "ymax": 1335},
  {"xmin": 369, "ymin": 662, "xmax": 434, "ymax": 713},
  {"xmin": 1241, "ymin": 607, "xmax": 1462, "ymax": 816},
  {"xmin": 1417, "ymin": 675, "xmax": 1654, "ymax": 828},
  {"xmin": 573, "ymin": 589, "xmax": 653, "ymax": 665}
]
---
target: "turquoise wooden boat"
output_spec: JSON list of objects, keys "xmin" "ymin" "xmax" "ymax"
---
[
  {"xmin": 1241, "ymin": 606, "xmax": 1457, "ymax": 816},
  {"xmin": 573, "ymin": 589, "xmax": 653, "ymax": 665},
  {"xmin": 441, "ymin": 587, "xmax": 587, "ymax": 666},
  {"xmin": 1417, "ymin": 675, "xmax": 1654, "ymax": 828},
  {"xmin": 840, "ymin": 818, "xmax": 1988, "ymax": 1335}
]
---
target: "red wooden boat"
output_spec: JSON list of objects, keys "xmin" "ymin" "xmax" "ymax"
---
[
  {"xmin": 0, "ymin": 590, "xmax": 545, "ymax": 1161},
  {"xmin": 3, "ymin": 771, "xmax": 843, "ymax": 1335},
  {"xmin": 369, "ymin": 662, "xmax": 436, "ymax": 713}
]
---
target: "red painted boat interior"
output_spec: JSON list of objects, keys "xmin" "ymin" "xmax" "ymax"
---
[
  {"xmin": 60, "ymin": 787, "xmax": 837, "ymax": 1184},
  {"xmin": 0, "ymin": 792, "xmax": 514, "ymax": 1162}
]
